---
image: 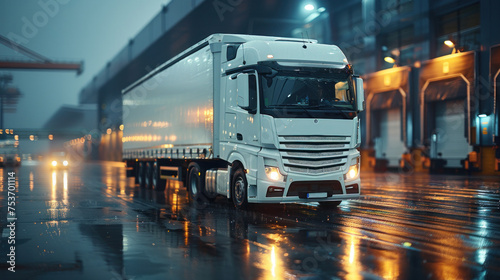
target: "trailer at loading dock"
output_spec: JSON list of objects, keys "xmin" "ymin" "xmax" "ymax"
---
[
  {"xmin": 363, "ymin": 66, "xmax": 412, "ymax": 171},
  {"xmin": 419, "ymin": 51, "xmax": 476, "ymax": 171}
]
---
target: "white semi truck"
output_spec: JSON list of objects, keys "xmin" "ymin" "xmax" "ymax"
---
[{"xmin": 122, "ymin": 34, "xmax": 364, "ymax": 208}]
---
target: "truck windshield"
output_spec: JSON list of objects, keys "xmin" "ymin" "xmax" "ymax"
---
[{"xmin": 260, "ymin": 72, "xmax": 355, "ymax": 119}]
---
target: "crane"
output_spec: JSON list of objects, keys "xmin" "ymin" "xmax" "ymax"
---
[{"xmin": 0, "ymin": 34, "xmax": 83, "ymax": 74}]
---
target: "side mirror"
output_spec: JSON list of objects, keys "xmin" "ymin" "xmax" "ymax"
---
[
  {"xmin": 355, "ymin": 77, "xmax": 365, "ymax": 112},
  {"xmin": 236, "ymin": 73, "xmax": 257, "ymax": 114},
  {"xmin": 237, "ymin": 74, "xmax": 250, "ymax": 108}
]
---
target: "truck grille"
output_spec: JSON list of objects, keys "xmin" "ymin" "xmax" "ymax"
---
[{"xmin": 279, "ymin": 135, "xmax": 350, "ymax": 174}]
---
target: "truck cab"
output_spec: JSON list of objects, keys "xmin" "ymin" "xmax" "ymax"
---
[{"xmin": 216, "ymin": 36, "xmax": 364, "ymax": 207}]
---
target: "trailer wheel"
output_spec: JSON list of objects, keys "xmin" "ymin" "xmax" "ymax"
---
[
  {"xmin": 231, "ymin": 168, "xmax": 248, "ymax": 209},
  {"xmin": 145, "ymin": 162, "xmax": 153, "ymax": 189},
  {"xmin": 319, "ymin": 201, "xmax": 341, "ymax": 209},
  {"xmin": 138, "ymin": 162, "xmax": 146, "ymax": 188},
  {"xmin": 151, "ymin": 162, "xmax": 166, "ymax": 192},
  {"xmin": 187, "ymin": 163, "xmax": 205, "ymax": 202}
]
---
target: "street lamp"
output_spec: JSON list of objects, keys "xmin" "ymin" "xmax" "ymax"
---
[
  {"xmin": 304, "ymin": 4, "xmax": 315, "ymax": 11},
  {"xmin": 444, "ymin": 39, "xmax": 459, "ymax": 54},
  {"xmin": 444, "ymin": 40, "xmax": 454, "ymax": 47},
  {"xmin": 384, "ymin": 56, "xmax": 396, "ymax": 64}
]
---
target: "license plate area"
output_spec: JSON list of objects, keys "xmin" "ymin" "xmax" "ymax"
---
[{"xmin": 305, "ymin": 192, "xmax": 328, "ymax": 199}]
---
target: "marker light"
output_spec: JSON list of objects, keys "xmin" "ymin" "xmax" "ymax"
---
[{"xmin": 52, "ymin": 161, "xmax": 57, "ymax": 167}]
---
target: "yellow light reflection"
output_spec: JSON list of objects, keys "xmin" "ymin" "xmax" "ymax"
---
[
  {"xmin": 184, "ymin": 222, "xmax": 189, "ymax": 246},
  {"xmin": 63, "ymin": 171, "xmax": 68, "ymax": 205},
  {"xmin": 0, "ymin": 172, "xmax": 3, "ymax": 192},
  {"xmin": 52, "ymin": 171, "xmax": 57, "ymax": 201},
  {"xmin": 349, "ymin": 238, "xmax": 355, "ymax": 264},
  {"xmin": 30, "ymin": 172, "xmax": 34, "ymax": 191},
  {"xmin": 343, "ymin": 232, "xmax": 361, "ymax": 280},
  {"xmin": 255, "ymin": 244, "xmax": 284, "ymax": 279},
  {"xmin": 271, "ymin": 245, "xmax": 276, "ymax": 277}
]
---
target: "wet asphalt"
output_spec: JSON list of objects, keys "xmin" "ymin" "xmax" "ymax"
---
[{"xmin": 0, "ymin": 161, "xmax": 499, "ymax": 280}]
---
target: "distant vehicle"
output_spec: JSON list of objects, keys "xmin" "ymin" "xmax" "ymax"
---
[
  {"xmin": 49, "ymin": 152, "xmax": 69, "ymax": 169},
  {"xmin": 122, "ymin": 34, "xmax": 364, "ymax": 209},
  {"xmin": 0, "ymin": 140, "xmax": 21, "ymax": 167}
]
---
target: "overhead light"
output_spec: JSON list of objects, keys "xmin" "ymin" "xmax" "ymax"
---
[
  {"xmin": 304, "ymin": 4, "xmax": 315, "ymax": 11},
  {"xmin": 444, "ymin": 40, "xmax": 455, "ymax": 47},
  {"xmin": 478, "ymin": 114, "xmax": 487, "ymax": 118},
  {"xmin": 384, "ymin": 56, "xmax": 396, "ymax": 64}
]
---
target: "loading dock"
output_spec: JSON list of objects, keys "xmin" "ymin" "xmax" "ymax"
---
[
  {"xmin": 419, "ymin": 52, "xmax": 475, "ymax": 171},
  {"xmin": 363, "ymin": 67, "xmax": 411, "ymax": 171}
]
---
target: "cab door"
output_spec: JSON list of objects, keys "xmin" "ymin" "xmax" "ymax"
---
[{"xmin": 225, "ymin": 72, "xmax": 260, "ymax": 146}]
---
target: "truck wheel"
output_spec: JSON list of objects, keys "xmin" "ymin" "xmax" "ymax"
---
[
  {"xmin": 187, "ymin": 163, "xmax": 205, "ymax": 202},
  {"xmin": 145, "ymin": 162, "xmax": 153, "ymax": 189},
  {"xmin": 138, "ymin": 162, "xmax": 146, "ymax": 188},
  {"xmin": 231, "ymin": 169, "xmax": 248, "ymax": 209},
  {"xmin": 151, "ymin": 162, "xmax": 166, "ymax": 192},
  {"xmin": 319, "ymin": 201, "xmax": 341, "ymax": 209}
]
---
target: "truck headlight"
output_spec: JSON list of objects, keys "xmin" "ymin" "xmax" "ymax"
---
[
  {"xmin": 265, "ymin": 166, "xmax": 284, "ymax": 181},
  {"xmin": 344, "ymin": 158, "xmax": 359, "ymax": 181},
  {"xmin": 63, "ymin": 160, "xmax": 69, "ymax": 166},
  {"xmin": 52, "ymin": 161, "xmax": 57, "ymax": 167}
]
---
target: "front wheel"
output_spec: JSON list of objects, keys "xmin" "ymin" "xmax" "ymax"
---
[{"xmin": 231, "ymin": 169, "xmax": 248, "ymax": 209}]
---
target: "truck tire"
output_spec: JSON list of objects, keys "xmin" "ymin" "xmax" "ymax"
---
[
  {"xmin": 319, "ymin": 201, "xmax": 341, "ymax": 209},
  {"xmin": 138, "ymin": 162, "xmax": 146, "ymax": 188},
  {"xmin": 231, "ymin": 168, "xmax": 248, "ymax": 209},
  {"xmin": 151, "ymin": 162, "xmax": 166, "ymax": 192},
  {"xmin": 145, "ymin": 162, "xmax": 153, "ymax": 189},
  {"xmin": 187, "ymin": 163, "xmax": 205, "ymax": 202}
]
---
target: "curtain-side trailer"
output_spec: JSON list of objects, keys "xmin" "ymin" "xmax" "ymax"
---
[{"xmin": 122, "ymin": 34, "xmax": 365, "ymax": 208}]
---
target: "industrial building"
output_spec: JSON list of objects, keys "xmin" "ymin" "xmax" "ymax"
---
[{"xmin": 68, "ymin": 0, "xmax": 499, "ymax": 174}]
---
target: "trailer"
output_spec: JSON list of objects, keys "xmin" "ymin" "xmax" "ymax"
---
[{"xmin": 122, "ymin": 34, "xmax": 365, "ymax": 208}]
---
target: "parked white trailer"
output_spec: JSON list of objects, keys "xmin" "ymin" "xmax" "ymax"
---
[{"xmin": 122, "ymin": 34, "xmax": 364, "ymax": 208}]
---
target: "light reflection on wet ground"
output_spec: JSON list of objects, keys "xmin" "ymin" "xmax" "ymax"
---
[{"xmin": 0, "ymin": 162, "xmax": 499, "ymax": 279}]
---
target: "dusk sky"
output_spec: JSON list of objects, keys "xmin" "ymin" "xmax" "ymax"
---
[{"xmin": 0, "ymin": 0, "xmax": 170, "ymax": 129}]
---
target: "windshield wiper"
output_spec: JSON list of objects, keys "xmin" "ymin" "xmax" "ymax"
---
[
  {"xmin": 307, "ymin": 104, "xmax": 352, "ymax": 119},
  {"xmin": 267, "ymin": 104, "xmax": 314, "ymax": 118}
]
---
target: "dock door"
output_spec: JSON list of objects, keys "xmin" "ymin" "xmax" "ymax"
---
[
  {"xmin": 364, "ymin": 67, "xmax": 411, "ymax": 170},
  {"xmin": 420, "ymin": 52, "xmax": 475, "ymax": 170}
]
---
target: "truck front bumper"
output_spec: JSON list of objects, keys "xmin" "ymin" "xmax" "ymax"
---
[{"xmin": 248, "ymin": 150, "xmax": 361, "ymax": 204}]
